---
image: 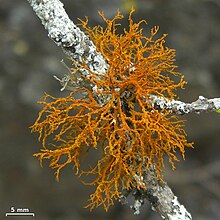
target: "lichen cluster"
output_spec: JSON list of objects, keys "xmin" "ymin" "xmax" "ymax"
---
[{"xmin": 31, "ymin": 9, "xmax": 192, "ymax": 211}]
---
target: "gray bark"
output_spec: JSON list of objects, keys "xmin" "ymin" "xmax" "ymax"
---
[{"xmin": 27, "ymin": 0, "xmax": 219, "ymax": 219}]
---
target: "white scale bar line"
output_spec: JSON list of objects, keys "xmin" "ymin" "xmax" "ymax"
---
[{"xmin": 6, "ymin": 213, "xmax": 35, "ymax": 216}]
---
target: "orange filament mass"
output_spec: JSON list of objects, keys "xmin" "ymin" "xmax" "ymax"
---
[{"xmin": 31, "ymin": 8, "xmax": 193, "ymax": 211}]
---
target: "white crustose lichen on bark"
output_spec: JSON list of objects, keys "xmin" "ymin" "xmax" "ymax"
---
[{"xmin": 27, "ymin": 0, "xmax": 220, "ymax": 219}]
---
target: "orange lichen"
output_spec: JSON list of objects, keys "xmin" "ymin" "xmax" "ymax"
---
[{"xmin": 31, "ymin": 9, "xmax": 192, "ymax": 211}]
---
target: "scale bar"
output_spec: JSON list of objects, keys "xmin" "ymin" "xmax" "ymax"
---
[{"xmin": 6, "ymin": 213, "xmax": 35, "ymax": 217}]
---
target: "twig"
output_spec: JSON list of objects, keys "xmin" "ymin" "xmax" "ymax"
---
[
  {"xmin": 121, "ymin": 166, "xmax": 192, "ymax": 219},
  {"xmin": 151, "ymin": 95, "xmax": 220, "ymax": 114},
  {"xmin": 27, "ymin": 0, "xmax": 108, "ymax": 92},
  {"xmin": 27, "ymin": 0, "xmax": 218, "ymax": 219},
  {"xmin": 27, "ymin": 0, "xmax": 220, "ymax": 114}
]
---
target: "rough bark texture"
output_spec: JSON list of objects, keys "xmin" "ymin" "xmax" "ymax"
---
[
  {"xmin": 27, "ymin": 0, "xmax": 220, "ymax": 219},
  {"xmin": 151, "ymin": 95, "xmax": 220, "ymax": 114},
  {"xmin": 27, "ymin": 0, "xmax": 108, "ymax": 93},
  {"xmin": 121, "ymin": 167, "xmax": 192, "ymax": 219}
]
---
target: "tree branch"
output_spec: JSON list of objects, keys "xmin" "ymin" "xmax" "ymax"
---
[
  {"xmin": 27, "ymin": 0, "xmax": 218, "ymax": 219},
  {"xmin": 120, "ymin": 166, "xmax": 192, "ymax": 219},
  {"xmin": 27, "ymin": 0, "xmax": 108, "ymax": 93},
  {"xmin": 27, "ymin": 0, "xmax": 220, "ymax": 113},
  {"xmin": 151, "ymin": 95, "xmax": 220, "ymax": 114}
]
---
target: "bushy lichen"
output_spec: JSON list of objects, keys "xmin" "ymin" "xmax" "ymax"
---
[{"xmin": 31, "ymin": 9, "xmax": 192, "ymax": 211}]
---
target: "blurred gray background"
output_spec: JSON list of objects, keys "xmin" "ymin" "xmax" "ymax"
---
[{"xmin": 0, "ymin": 0, "xmax": 220, "ymax": 219}]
